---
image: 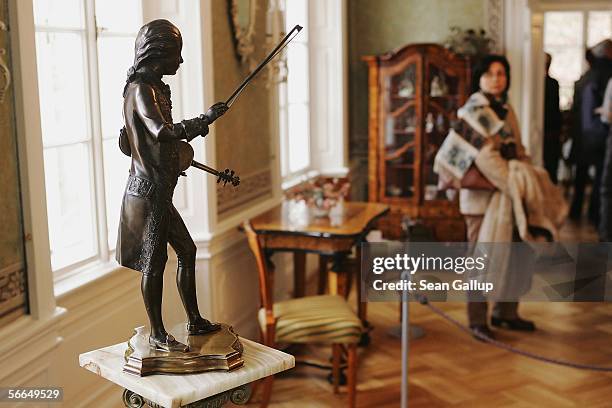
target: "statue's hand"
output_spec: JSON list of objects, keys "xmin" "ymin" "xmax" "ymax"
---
[{"xmin": 202, "ymin": 102, "xmax": 229, "ymax": 124}]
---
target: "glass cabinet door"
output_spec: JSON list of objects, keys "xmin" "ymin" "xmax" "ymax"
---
[
  {"xmin": 382, "ymin": 63, "xmax": 418, "ymax": 200},
  {"xmin": 423, "ymin": 62, "xmax": 462, "ymax": 201}
]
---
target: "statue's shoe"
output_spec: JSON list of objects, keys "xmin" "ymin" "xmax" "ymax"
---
[
  {"xmin": 188, "ymin": 319, "xmax": 222, "ymax": 335},
  {"xmin": 148, "ymin": 334, "xmax": 188, "ymax": 352}
]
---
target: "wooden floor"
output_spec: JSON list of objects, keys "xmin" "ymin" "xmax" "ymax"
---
[{"xmin": 247, "ymin": 220, "xmax": 612, "ymax": 407}]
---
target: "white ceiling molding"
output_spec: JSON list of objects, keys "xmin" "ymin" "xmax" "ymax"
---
[{"xmin": 528, "ymin": 0, "xmax": 612, "ymax": 11}]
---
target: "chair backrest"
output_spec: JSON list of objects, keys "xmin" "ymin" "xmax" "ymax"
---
[{"xmin": 242, "ymin": 221, "xmax": 274, "ymax": 315}]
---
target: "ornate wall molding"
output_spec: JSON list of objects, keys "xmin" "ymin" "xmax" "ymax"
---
[
  {"xmin": 217, "ymin": 168, "xmax": 272, "ymax": 214},
  {"xmin": 485, "ymin": 0, "xmax": 504, "ymax": 54},
  {"xmin": 0, "ymin": 1, "xmax": 26, "ymax": 328},
  {"xmin": 0, "ymin": 18, "xmax": 10, "ymax": 104},
  {"xmin": 228, "ymin": 0, "xmax": 258, "ymax": 70},
  {"xmin": 0, "ymin": 262, "xmax": 26, "ymax": 323},
  {"xmin": 264, "ymin": 0, "xmax": 287, "ymax": 88}
]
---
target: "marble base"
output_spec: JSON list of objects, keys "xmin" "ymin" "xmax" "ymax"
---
[
  {"xmin": 124, "ymin": 324, "xmax": 243, "ymax": 376},
  {"xmin": 79, "ymin": 335, "xmax": 294, "ymax": 408}
]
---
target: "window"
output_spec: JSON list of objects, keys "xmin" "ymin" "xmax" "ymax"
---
[
  {"xmin": 544, "ymin": 10, "xmax": 612, "ymax": 110},
  {"xmin": 34, "ymin": 0, "xmax": 142, "ymax": 273},
  {"xmin": 279, "ymin": 0, "xmax": 311, "ymax": 181}
]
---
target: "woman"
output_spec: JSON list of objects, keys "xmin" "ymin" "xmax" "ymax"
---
[
  {"xmin": 116, "ymin": 19, "xmax": 228, "ymax": 352},
  {"xmin": 450, "ymin": 56, "xmax": 537, "ymax": 340},
  {"xmin": 436, "ymin": 56, "xmax": 566, "ymax": 339}
]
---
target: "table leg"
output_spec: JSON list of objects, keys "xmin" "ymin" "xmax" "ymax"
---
[
  {"xmin": 355, "ymin": 243, "xmax": 367, "ymax": 323},
  {"xmin": 293, "ymin": 252, "xmax": 306, "ymax": 298},
  {"xmin": 318, "ymin": 255, "xmax": 330, "ymax": 294},
  {"xmin": 356, "ymin": 241, "xmax": 372, "ymax": 347},
  {"xmin": 329, "ymin": 253, "xmax": 349, "ymax": 298}
]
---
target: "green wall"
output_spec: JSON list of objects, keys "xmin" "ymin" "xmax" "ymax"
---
[
  {"xmin": 0, "ymin": 0, "xmax": 27, "ymax": 325},
  {"xmin": 348, "ymin": 0, "xmax": 485, "ymax": 200},
  {"xmin": 211, "ymin": 0, "xmax": 273, "ymax": 216}
]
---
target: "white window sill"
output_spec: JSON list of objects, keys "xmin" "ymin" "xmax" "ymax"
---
[
  {"xmin": 280, "ymin": 167, "xmax": 350, "ymax": 192},
  {"xmin": 54, "ymin": 258, "xmax": 126, "ymax": 300},
  {"xmin": 281, "ymin": 169, "xmax": 320, "ymax": 191}
]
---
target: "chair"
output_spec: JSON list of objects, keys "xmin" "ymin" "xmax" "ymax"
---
[{"xmin": 243, "ymin": 221, "xmax": 362, "ymax": 408}]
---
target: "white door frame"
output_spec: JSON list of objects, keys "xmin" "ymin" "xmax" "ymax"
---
[{"xmin": 504, "ymin": 0, "xmax": 612, "ymax": 166}]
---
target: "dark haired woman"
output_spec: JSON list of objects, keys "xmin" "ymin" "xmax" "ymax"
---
[
  {"xmin": 436, "ymin": 55, "xmax": 567, "ymax": 340},
  {"xmin": 116, "ymin": 19, "xmax": 228, "ymax": 351}
]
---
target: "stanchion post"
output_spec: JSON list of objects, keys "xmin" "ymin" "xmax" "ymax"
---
[{"xmin": 400, "ymin": 270, "xmax": 410, "ymax": 408}]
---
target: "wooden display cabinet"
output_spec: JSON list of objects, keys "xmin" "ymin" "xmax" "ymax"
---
[{"xmin": 363, "ymin": 44, "xmax": 470, "ymax": 241}]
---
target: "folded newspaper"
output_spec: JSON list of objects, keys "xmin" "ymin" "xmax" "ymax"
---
[{"xmin": 433, "ymin": 128, "xmax": 479, "ymax": 180}]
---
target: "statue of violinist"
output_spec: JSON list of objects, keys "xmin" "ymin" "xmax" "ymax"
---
[
  {"xmin": 116, "ymin": 17, "xmax": 300, "ymax": 360},
  {"xmin": 116, "ymin": 19, "xmax": 228, "ymax": 352}
]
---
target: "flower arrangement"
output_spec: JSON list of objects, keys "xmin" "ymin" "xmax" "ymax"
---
[
  {"xmin": 285, "ymin": 177, "xmax": 351, "ymax": 217},
  {"xmin": 444, "ymin": 27, "xmax": 495, "ymax": 61}
]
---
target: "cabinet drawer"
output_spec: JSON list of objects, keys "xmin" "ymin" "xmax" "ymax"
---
[
  {"xmin": 430, "ymin": 219, "xmax": 466, "ymax": 241},
  {"xmin": 420, "ymin": 205, "xmax": 459, "ymax": 218}
]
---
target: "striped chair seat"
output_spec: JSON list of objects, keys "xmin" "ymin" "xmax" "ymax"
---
[{"xmin": 258, "ymin": 295, "xmax": 362, "ymax": 344}]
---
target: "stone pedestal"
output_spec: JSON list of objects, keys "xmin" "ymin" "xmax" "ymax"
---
[{"xmin": 79, "ymin": 335, "xmax": 294, "ymax": 408}]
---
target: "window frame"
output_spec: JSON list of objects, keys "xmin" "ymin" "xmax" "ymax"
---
[
  {"xmin": 279, "ymin": 0, "xmax": 313, "ymax": 186},
  {"xmin": 543, "ymin": 9, "xmax": 612, "ymax": 110},
  {"xmin": 278, "ymin": 0, "xmax": 349, "ymax": 190},
  {"xmin": 34, "ymin": 0, "xmax": 142, "ymax": 280}
]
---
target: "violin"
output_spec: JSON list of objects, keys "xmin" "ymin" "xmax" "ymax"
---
[
  {"xmin": 119, "ymin": 128, "xmax": 240, "ymax": 187},
  {"xmin": 177, "ymin": 141, "xmax": 240, "ymax": 186}
]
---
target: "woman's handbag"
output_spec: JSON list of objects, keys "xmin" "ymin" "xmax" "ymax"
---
[
  {"xmin": 460, "ymin": 164, "xmax": 496, "ymax": 190},
  {"xmin": 437, "ymin": 163, "xmax": 495, "ymax": 190},
  {"xmin": 434, "ymin": 129, "xmax": 496, "ymax": 191}
]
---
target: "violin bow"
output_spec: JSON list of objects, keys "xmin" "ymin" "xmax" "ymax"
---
[
  {"xmin": 225, "ymin": 24, "xmax": 303, "ymax": 108},
  {"xmin": 196, "ymin": 25, "xmax": 301, "ymax": 186}
]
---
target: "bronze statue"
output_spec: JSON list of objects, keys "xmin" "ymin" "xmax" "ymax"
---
[
  {"xmin": 116, "ymin": 19, "xmax": 228, "ymax": 352},
  {"xmin": 116, "ymin": 18, "xmax": 301, "ymax": 358}
]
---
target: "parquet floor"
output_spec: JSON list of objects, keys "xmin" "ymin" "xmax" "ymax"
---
[{"xmin": 247, "ymin": 220, "xmax": 612, "ymax": 407}]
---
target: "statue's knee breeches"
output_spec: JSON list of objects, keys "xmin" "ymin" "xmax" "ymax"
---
[{"xmin": 167, "ymin": 205, "xmax": 197, "ymax": 268}]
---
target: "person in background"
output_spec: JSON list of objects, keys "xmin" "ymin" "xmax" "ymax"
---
[
  {"xmin": 569, "ymin": 50, "xmax": 595, "ymax": 220},
  {"xmin": 598, "ymin": 76, "xmax": 612, "ymax": 241},
  {"xmin": 543, "ymin": 53, "xmax": 562, "ymax": 183},
  {"xmin": 570, "ymin": 41, "xmax": 612, "ymax": 223},
  {"xmin": 582, "ymin": 39, "xmax": 612, "ymax": 228},
  {"xmin": 600, "ymin": 78, "xmax": 612, "ymax": 124}
]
